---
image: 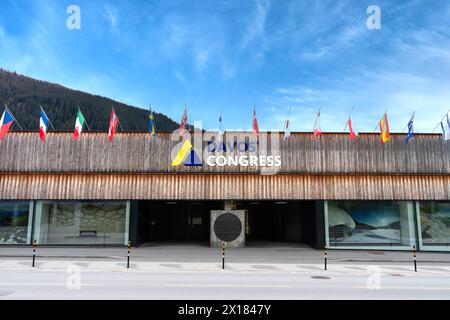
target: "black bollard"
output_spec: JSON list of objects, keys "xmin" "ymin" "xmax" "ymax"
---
[
  {"xmin": 222, "ymin": 242, "xmax": 226, "ymax": 270},
  {"xmin": 32, "ymin": 240, "xmax": 36, "ymax": 267},
  {"xmin": 324, "ymin": 245, "xmax": 327, "ymax": 271},
  {"xmin": 413, "ymin": 245, "xmax": 417, "ymax": 272},
  {"xmin": 127, "ymin": 241, "xmax": 131, "ymax": 269}
]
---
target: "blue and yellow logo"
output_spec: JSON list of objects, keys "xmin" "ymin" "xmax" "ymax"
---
[{"xmin": 171, "ymin": 140, "xmax": 202, "ymax": 167}]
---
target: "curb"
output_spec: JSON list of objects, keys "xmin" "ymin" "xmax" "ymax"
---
[{"xmin": 0, "ymin": 255, "xmax": 449, "ymax": 264}]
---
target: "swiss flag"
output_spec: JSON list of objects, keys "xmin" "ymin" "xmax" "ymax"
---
[
  {"xmin": 108, "ymin": 108, "xmax": 119, "ymax": 142},
  {"xmin": 253, "ymin": 108, "xmax": 259, "ymax": 137}
]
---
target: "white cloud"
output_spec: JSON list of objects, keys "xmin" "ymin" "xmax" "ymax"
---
[
  {"xmin": 241, "ymin": 0, "xmax": 271, "ymax": 50},
  {"xmin": 173, "ymin": 69, "xmax": 187, "ymax": 86},
  {"xmin": 103, "ymin": 5, "xmax": 119, "ymax": 29}
]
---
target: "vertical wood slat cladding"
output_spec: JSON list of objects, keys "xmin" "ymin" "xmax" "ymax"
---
[
  {"xmin": 0, "ymin": 174, "xmax": 449, "ymax": 200},
  {"xmin": 0, "ymin": 132, "xmax": 449, "ymax": 174}
]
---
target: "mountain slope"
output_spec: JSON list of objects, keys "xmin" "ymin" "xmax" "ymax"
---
[{"xmin": 0, "ymin": 69, "xmax": 183, "ymax": 132}]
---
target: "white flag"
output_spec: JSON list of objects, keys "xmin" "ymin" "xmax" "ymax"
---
[
  {"xmin": 284, "ymin": 119, "xmax": 290, "ymax": 140},
  {"xmin": 441, "ymin": 114, "xmax": 450, "ymax": 141}
]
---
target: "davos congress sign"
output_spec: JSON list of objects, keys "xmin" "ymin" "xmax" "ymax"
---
[{"xmin": 170, "ymin": 126, "xmax": 282, "ymax": 171}]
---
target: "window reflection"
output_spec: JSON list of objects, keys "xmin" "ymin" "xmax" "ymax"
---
[
  {"xmin": 0, "ymin": 202, "xmax": 31, "ymax": 244},
  {"xmin": 326, "ymin": 201, "xmax": 415, "ymax": 248},
  {"xmin": 419, "ymin": 202, "xmax": 450, "ymax": 248},
  {"xmin": 34, "ymin": 202, "xmax": 127, "ymax": 245}
]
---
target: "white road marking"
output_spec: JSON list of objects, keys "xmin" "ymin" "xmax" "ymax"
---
[
  {"xmin": 354, "ymin": 286, "xmax": 450, "ymax": 291},
  {"xmin": 0, "ymin": 283, "xmax": 100, "ymax": 287},
  {"xmin": 166, "ymin": 284, "xmax": 290, "ymax": 288}
]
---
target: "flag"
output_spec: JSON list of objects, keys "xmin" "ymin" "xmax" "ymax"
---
[
  {"xmin": 405, "ymin": 114, "xmax": 415, "ymax": 144},
  {"xmin": 179, "ymin": 107, "xmax": 188, "ymax": 136},
  {"xmin": 441, "ymin": 122, "xmax": 447, "ymax": 141},
  {"xmin": 218, "ymin": 114, "xmax": 224, "ymax": 141},
  {"xmin": 348, "ymin": 116, "xmax": 357, "ymax": 141},
  {"xmin": 379, "ymin": 112, "xmax": 390, "ymax": 144},
  {"xmin": 441, "ymin": 114, "xmax": 450, "ymax": 141},
  {"xmin": 312, "ymin": 110, "xmax": 322, "ymax": 139},
  {"xmin": 253, "ymin": 108, "xmax": 259, "ymax": 137},
  {"xmin": 39, "ymin": 108, "xmax": 50, "ymax": 141},
  {"xmin": 284, "ymin": 107, "xmax": 291, "ymax": 140},
  {"xmin": 284, "ymin": 119, "xmax": 290, "ymax": 140},
  {"xmin": 108, "ymin": 108, "xmax": 119, "ymax": 142},
  {"xmin": 0, "ymin": 108, "xmax": 14, "ymax": 140},
  {"xmin": 148, "ymin": 112, "xmax": 156, "ymax": 139},
  {"xmin": 447, "ymin": 114, "xmax": 450, "ymax": 141},
  {"xmin": 74, "ymin": 108, "xmax": 85, "ymax": 140}
]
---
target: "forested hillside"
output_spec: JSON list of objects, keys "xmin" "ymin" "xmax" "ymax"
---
[{"xmin": 0, "ymin": 69, "xmax": 185, "ymax": 132}]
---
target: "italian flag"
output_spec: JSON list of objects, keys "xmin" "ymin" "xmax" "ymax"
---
[{"xmin": 74, "ymin": 109, "xmax": 85, "ymax": 140}]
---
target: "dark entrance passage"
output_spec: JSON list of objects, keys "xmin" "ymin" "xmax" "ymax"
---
[
  {"xmin": 237, "ymin": 201, "xmax": 324, "ymax": 249},
  {"xmin": 136, "ymin": 201, "xmax": 222, "ymax": 245}
]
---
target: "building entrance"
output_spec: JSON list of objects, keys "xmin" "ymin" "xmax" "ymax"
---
[
  {"xmin": 136, "ymin": 201, "xmax": 222, "ymax": 244},
  {"xmin": 134, "ymin": 200, "xmax": 324, "ymax": 249},
  {"xmin": 236, "ymin": 201, "xmax": 323, "ymax": 248}
]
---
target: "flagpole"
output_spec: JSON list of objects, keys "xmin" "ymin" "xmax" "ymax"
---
[
  {"xmin": 343, "ymin": 106, "xmax": 356, "ymax": 132},
  {"xmin": 114, "ymin": 107, "xmax": 125, "ymax": 132},
  {"xmin": 40, "ymin": 105, "xmax": 57, "ymax": 130},
  {"xmin": 4, "ymin": 105, "xmax": 24, "ymax": 131},
  {"xmin": 432, "ymin": 109, "xmax": 450, "ymax": 133},
  {"xmin": 312, "ymin": 107, "xmax": 321, "ymax": 132}
]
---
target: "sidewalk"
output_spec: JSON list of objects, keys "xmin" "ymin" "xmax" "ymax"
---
[
  {"xmin": 1, "ymin": 259, "xmax": 449, "ymax": 275},
  {"xmin": 1, "ymin": 242, "xmax": 449, "ymax": 265}
]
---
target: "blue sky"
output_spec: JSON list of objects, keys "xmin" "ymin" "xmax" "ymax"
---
[{"xmin": 1, "ymin": 0, "xmax": 450, "ymax": 133}]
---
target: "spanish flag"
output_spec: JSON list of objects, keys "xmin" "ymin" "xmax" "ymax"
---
[{"xmin": 379, "ymin": 112, "xmax": 390, "ymax": 144}]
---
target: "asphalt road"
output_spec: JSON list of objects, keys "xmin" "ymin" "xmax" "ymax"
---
[{"xmin": 1, "ymin": 268, "xmax": 450, "ymax": 300}]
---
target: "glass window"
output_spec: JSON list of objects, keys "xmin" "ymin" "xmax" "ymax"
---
[
  {"xmin": 418, "ymin": 201, "xmax": 450, "ymax": 251},
  {"xmin": 325, "ymin": 201, "xmax": 416, "ymax": 249},
  {"xmin": 0, "ymin": 201, "xmax": 32, "ymax": 244},
  {"xmin": 34, "ymin": 202, "xmax": 128, "ymax": 245}
]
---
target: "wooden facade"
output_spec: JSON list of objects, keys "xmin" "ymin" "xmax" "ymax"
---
[{"xmin": 0, "ymin": 131, "xmax": 449, "ymax": 200}]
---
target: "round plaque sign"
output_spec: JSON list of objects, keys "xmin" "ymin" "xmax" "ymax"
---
[{"xmin": 213, "ymin": 212, "xmax": 242, "ymax": 242}]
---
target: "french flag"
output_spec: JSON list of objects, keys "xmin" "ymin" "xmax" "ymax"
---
[
  {"xmin": 0, "ymin": 109, "xmax": 14, "ymax": 140},
  {"xmin": 39, "ymin": 110, "xmax": 49, "ymax": 141}
]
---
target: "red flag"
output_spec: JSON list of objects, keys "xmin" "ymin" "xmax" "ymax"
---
[
  {"xmin": 312, "ymin": 110, "xmax": 322, "ymax": 139},
  {"xmin": 179, "ymin": 107, "xmax": 188, "ymax": 136},
  {"xmin": 313, "ymin": 128, "xmax": 322, "ymax": 138},
  {"xmin": 348, "ymin": 116, "xmax": 357, "ymax": 141},
  {"xmin": 253, "ymin": 108, "xmax": 259, "ymax": 137},
  {"xmin": 108, "ymin": 108, "xmax": 119, "ymax": 142}
]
